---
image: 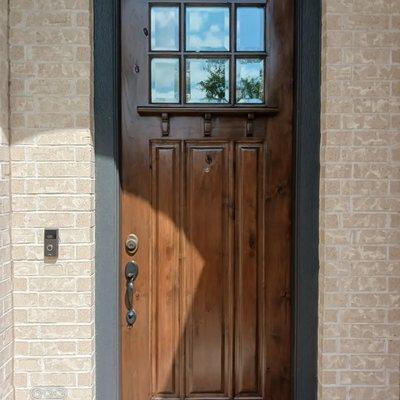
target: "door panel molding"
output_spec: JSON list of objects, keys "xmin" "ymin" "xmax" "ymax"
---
[{"xmin": 94, "ymin": 0, "xmax": 321, "ymax": 399}]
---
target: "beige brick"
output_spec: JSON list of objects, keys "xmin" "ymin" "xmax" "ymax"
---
[
  {"xmin": 29, "ymin": 341, "xmax": 76, "ymax": 356},
  {"xmin": 340, "ymin": 371, "xmax": 386, "ymax": 385},
  {"xmin": 339, "ymin": 339, "xmax": 386, "ymax": 354},
  {"xmin": 343, "ymin": 15, "xmax": 390, "ymax": 31},
  {"xmin": 353, "ymin": 354, "xmax": 398, "ymax": 370},
  {"xmin": 341, "ymin": 180, "xmax": 388, "ymax": 196}
]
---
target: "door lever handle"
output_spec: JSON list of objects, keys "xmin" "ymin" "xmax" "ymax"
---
[
  {"xmin": 125, "ymin": 261, "xmax": 139, "ymax": 326},
  {"xmin": 127, "ymin": 280, "xmax": 134, "ymax": 310}
]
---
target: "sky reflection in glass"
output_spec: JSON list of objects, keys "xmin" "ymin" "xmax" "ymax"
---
[
  {"xmin": 151, "ymin": 7, "xmax": 179, "ymax": 51},
  {"xmin": 236, "ymin": 7, "xmax": 265, "ymax": 51},
  {"xmin": 186, "ymin": 58, "xmax": 230, "ymax": 103},
  {"xmin": 236, "ymin": 59, "xmax": 264, "ymax": 104},
  {"xmin": 151, "ymin": 58, "xmax": 180, "ymax": 103},
  {"xmin": 186, "ymin": 7, "xmax": 230, "ymax": 52}
]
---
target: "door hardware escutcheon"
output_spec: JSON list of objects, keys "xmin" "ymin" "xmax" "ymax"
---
[
  {"xmin": 125, "ymin": 261, "xmax": 139, "ymax": 326},
  {"xmin": 125, "ymin": 234, "xmax": 139, "ymax": 254}
]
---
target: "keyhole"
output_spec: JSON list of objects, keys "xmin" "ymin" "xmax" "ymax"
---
[
  {"xmin": 204, "ymin": 155, "xmax": 213, "ymax": 173},
  {"xmin": 143, "ymin": 27, "xmax": 149, "ymax": 36}
]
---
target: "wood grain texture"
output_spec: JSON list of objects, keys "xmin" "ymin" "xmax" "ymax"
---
[
  {"xmin": 185, "ymin": 142, "xmax": 234, "ymax": 397},
  {"xmin": 150, "ymin": 142, "xmax": 182, "ymax": 397},
  {"xmin": 234, "ymin": 142, "xmax": 265, "ymax": 400},
  {"xmin": 265, "ymin": 0, "xmax": 294, "ymax": 398}
]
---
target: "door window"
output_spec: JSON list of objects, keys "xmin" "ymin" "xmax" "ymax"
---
[{"xmin": 149, "ymin": 3, "xmax": 266, "ymax": 105}]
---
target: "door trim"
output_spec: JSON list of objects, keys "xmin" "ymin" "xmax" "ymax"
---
[{"xmin": 94, "ymin": 0, "xmax": 321, "ymax": 398}]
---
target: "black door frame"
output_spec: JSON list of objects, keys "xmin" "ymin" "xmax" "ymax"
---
[{"xmin": 94, "ymin": 0, "xmax": 321, "ymax": 398}]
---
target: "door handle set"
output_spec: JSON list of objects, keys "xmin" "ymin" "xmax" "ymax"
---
[
  {"xmin": 125, "ymin": 260, "xmax": 139, "ymax": 326},
  {"xmin": 125, "ymin": 234, "xmax": 139, "ymax": 326}
]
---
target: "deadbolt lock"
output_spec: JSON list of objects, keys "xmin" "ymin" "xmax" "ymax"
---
[{"xmin": 125, "ymin": 234, "xmax": 139, "ymax": 254}]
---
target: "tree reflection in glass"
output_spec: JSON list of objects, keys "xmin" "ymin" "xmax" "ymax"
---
[
  {"xmin": 236, "ymin": 59, "xmax": 264, "ymax": 104},
  {"xmin": 186, "ymin": 59, "xmax": 230, "ymax": 104}
]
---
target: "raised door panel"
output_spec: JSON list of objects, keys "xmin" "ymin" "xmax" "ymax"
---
[
  {"xmin": 150, "ymin": 141, "xmax": 182, "ymax": 399},
  {"xmin": 184, "ymin": 142, "xmax": 234, "ymax": 399},
  {"xmin": 234, "ymin": 143, "xmax": 265, "ymax": 400}
]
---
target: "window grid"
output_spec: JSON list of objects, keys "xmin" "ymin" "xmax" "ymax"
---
[{"xmin": 149, "ymin": 2, "xmax": 267, "ymax": 105}]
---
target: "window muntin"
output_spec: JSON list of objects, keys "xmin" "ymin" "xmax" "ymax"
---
[{"xmin": 149, "ymin": 3, "xmax": 267, "ymax": 106}]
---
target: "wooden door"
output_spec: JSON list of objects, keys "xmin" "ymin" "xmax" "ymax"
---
[{"xmin": 121, "ymin": 1, "xmax": 293, "ymax": 400}]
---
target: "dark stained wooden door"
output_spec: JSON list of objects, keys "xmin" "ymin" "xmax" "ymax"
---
[{"xmin": 121, "ymin": 1, "xmax": 293, "ymax": 400}]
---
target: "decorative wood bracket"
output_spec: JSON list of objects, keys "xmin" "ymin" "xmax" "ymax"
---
[
  {"xmin": 137, "ymin": 106, "xmax": 279, "ymax": 137},
  {"xmin": 204, "ymin": 113, "xmax": 212, "ymax": 136},
  {"xmin": 246, "ymin": 113, "xmax": 255, "ymax": 136},
  {"xmin": 161, "ymin": 113, "xmax": 169, "ymax": 136}
]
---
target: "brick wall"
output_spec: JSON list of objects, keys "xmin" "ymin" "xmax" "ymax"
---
[
  {"xmin": 0, "ymin": 0, "xmax": 13, "ymax": 399},
  {"xmin": 319, "ymin": 0, "xmax": 400, "ymax": 399},
  {"xmin": 8, "ymin": 0, "xmax": 95, "ymax": 399}
]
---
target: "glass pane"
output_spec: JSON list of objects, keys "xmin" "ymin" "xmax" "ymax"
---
[
  {"xmin": 186, "ymin": 59, "xmax": 230, "ymax": 103},
  {"xmin": 236, "ymin": 59, "xmax": 264, "ymax": 104},
  {"xmin": 151, "ymin": 7, "xmax": 179, "ymax": 51},
  {"xmin": 186, "ymin": 7, "xmax": 230, "ymax": 52},
  {"xmin": 151, "ymin": 58, "xmax": 180, "ymax": 103},
  {"xmin": 236, "ymin": 7, "xmax": 265, "ymax": 51}
]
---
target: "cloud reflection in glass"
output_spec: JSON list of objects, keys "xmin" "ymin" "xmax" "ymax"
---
[
  {"xmin": 186, "ymin": 7, "xmax": 230, "ymax": 52},
  {"xmin": 151, "ymin": 7, "xmax": 180, "ymax": 51},
  {"xmin": 151, "ymin": 58, "xmax": 180, "ymax": 103}
]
